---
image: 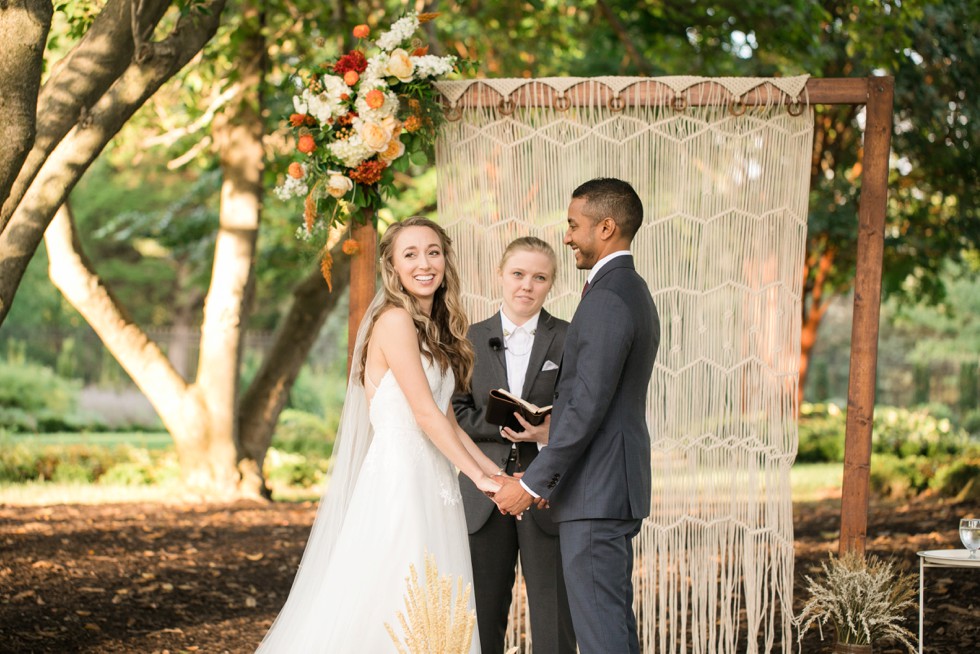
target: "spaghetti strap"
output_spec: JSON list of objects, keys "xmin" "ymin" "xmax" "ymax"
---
[{"xmin": 365, "ymin": 370, "xmax": 383, "ymax": 393}]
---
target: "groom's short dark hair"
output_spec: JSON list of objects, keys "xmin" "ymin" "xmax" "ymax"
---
[{"xmin": 572, "ymin": 178, "xmax": 644, "ymax": 241}]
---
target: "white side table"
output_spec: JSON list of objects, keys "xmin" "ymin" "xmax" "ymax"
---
[{"xmin": 916, "ymin": 549, "xmax": 980, "ymax": 653}]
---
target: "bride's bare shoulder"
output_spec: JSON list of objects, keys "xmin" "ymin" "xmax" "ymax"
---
[{"xmin": 372, "ymin": 307, "xmax": 418, "ymax": 346}]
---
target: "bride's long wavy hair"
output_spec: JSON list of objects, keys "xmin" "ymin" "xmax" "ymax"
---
[{"xmin": 359, "ymin": 216, "xmax": 474, "ymax": 391}]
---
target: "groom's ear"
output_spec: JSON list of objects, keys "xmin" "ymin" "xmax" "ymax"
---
[{"xmin": 597, "ymin": 216, "xmax": 618, "ymax": 241}]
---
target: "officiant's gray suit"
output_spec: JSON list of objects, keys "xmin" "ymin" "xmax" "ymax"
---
[
  {"xmin": 453, "ymin": 309, "xmax": 576, "ymax": 654},
  {"xmin": 520, "ymin": 255, "xmax": 660, "ymax": 654}
]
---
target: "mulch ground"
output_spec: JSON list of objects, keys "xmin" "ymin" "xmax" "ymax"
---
[{"xmin": 0, "ymin": 496, "xmax": 976, "ymax": 653}]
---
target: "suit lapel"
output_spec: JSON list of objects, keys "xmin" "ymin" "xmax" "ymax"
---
[
  {"xmin": 521, "ymin": 310, "xmax": 556, "ymax": 398},
  {"xmin": 584, "ymin": 254, "xmax": 634, "ymax": 297},
  {"xmin": 484, "ymin": 316, "xmax": 508, "ymax": 386}
]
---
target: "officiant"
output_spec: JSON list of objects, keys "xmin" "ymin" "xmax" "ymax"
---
[{"xmin": 453, "ymin": 237, "xmax": 576, "ymax": 654}]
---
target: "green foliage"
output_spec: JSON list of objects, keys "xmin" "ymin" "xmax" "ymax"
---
[
  {"xmin": 0, "ymin": 437, "xmax": 179, "ymax": 486},
  {"xmin": 270, "ymin": 409, "xmax": 334, "ymax": 458},
  {"xmin": 962, "ymin": 409, "xmax": 980, "ymax": 437},
  {"xmin": 0, "ymin": 361, "xmax": 87, "ymax": 432},
  {"xmin": 930, "ymin": 458, "xmax": 980, "ymax": 501},
  {"xmin": 264, "ymin": 447, "xmax": 328, "ymax": 488},
  {"xmin": 797, "ymin": 403, "xmax": 846, "ymax": 463}
]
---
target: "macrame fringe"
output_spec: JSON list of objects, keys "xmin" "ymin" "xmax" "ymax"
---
[{"xmin": 435, "ymin": 77, "xmax": 813, "ymax": 654}]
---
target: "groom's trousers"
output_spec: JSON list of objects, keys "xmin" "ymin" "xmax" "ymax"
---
[{"xmin": 559, "ymin": 517, "xmax": 643, "ymax": 654}]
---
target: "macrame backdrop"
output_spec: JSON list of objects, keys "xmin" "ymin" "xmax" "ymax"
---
[{"xmin": 434, "ymin": 76, "xmax": 813, "ymax": 654}]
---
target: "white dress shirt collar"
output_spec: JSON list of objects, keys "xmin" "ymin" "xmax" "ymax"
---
[
  {"xmin": 500, "ymin": 309, "xmax": 541, "ymax": 338},
  {"xmin": 586, "ymin": 250, "xmax": 631, "ymax": 284}
]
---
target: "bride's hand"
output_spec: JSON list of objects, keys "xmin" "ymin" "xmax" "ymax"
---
[{"xmin": 476, "ymin": 474, "xmax": 502, "ymax": 496}]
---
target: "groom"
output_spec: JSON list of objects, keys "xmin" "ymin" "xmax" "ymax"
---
[{"xmin": 493, "ymin": 178, "xmax": 659, "ymax": 654}]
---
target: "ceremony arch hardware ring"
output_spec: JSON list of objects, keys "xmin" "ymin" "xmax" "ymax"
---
[
  {"xmin": 729, "ymin": 96, "xmax": 747, "ymax": 116},
  {"xmin": 498, "ymin": 98, "xmax": 515, "ymax": 115},
  {"xmin": 787, "ymin": 97, "xmax": 805, "ymax": 116},
  {"xmin": 553, "ymin": 93, "xmax": 571, "ymax": 112},
  {"xmin": 444, "ymin": 104, "xmax": 462, "ymax": 122},
  {"xmin": 670, "ymin": 94, "xmax": 688, "ymax": 112},
  {"xmin": 608, "ymin": 93, "xmax": 625, "ymax": 112}
]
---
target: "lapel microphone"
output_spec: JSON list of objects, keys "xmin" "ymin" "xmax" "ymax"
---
[{"xmin": 488, "ymin": 337, "xmax": 503, "ymax": 351}]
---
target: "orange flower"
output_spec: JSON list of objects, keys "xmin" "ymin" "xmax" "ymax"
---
[
  {"xmin": 297, "ymin": 134, "xmax": 316, "ymax": 154},
  {"xmin": 352, "ymin": 24, "xmax": 370, "ymax": 39},
  {"xmin": 412, "ymin": 45, "xmax": 429, "ymax": 56},
  {"xmin": 287, "ymin": 162, "xmax": 304, "ymax": 179},
  {"xmin": 365, "ymin": 89, "xmax": 385, "ymax": 109},
  {"xmin": 403, "ymin": 115, "xmax": 422, "ymax": 132},
  {"xmin": 349, "ymin": 159, "xmax": 387, "ymax": 185},
  {"xmin": 343, "ymin": 70, "xmax": 359, "ymax": 86},
  {"xmin": 340, "ymin": 93, "xmax": 350, "ymax": 101},
  {"xmin": 417, "ymin": 12, "xmax": 440, "ymax": 23},
  {"xmin": 342, "ymin": 238, "xmax": 360, "ymax": 255},
  {"xmin": 289, "ymin": 113, "xmax": 309, "ymax": 127}
]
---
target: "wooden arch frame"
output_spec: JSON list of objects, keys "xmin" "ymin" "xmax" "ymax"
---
[{"xmin": 346, "ymin": 76, "xmax": 895, "ymax": 556}]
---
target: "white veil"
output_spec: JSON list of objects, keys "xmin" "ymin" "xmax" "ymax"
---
[{"xmin": 256, "ymin": 291, "xmax": 387, "ymax": 652}]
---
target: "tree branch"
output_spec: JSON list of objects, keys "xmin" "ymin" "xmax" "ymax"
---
[
  {"xmin": 44, "ymin": 202, "xmax": 192, "ymax": 432},
  {"xmin": 0, "ymin": 0, "xmax": 227, "ymax": 327},
  {"xmin": 595, "ymin": 0, "xmax": 651, "ymax": 75},
  {"xmin": 1, "ymin": 0, "xmax": 171, "ymax": 229}
]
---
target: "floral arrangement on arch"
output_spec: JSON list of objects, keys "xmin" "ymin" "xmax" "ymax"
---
[{"xmin": 275, "ymin": 12, "xmax": 462, "ymax": 284}]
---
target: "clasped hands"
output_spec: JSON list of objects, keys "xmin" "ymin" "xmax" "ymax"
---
[{"xmin": 487, "ymin": 472, "xmax": 548, "ymax": 518}]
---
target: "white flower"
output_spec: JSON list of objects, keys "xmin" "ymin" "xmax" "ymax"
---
[
  {"xmin": 385, "ymin": 48, "xmax": 415, "ymax": 82},
  {"xmin": 412, "ymin": 54, "xmax": 456, "ymax": 79},
  {"xmin": 326, "ymin": 173, "xmax": 354, "ymax": 198},
  {"xmin": 376, "ymin": 13, "xmax": 419, "ymax": 51},
  {"xmin": 274, "ymin": 175, "xmax": 309, "ymax": 201},
  {"xmin": 328, "ymin": 138, "xmax": 373, "ymax": 168},
  {"xmin": 354, "ymin": 84, "xmax": 399, "ymax": 120},
  {"xmin": 362, "ymin": 53, "xmax": 389, "ymax": 85},
  {"xmin": 293, "ymin": 76, "xmax": 351, "ymax": 124}
]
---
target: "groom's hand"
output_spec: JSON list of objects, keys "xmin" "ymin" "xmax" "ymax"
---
[{"xmin": 492, "ymin": 475, "xmax": 534, "ymax": 516}]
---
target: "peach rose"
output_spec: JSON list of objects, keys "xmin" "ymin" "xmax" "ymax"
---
[
  {"xmin": 379, "ymin": 137, "xmax": 405, "ymax": 162},
  {"xmin": 385, "ymin": 48, "xmax": 415, "ymax": 83},
  {"xmin": 343, "ymin": 71, "xmax": 359, "ymax": 86},
  {"xmin": 358, "ymin": 120, "xmax": 392, "ymax": 152},
  {"xmin": 364, "ymin": 89, "xmax": 385, "ymax": 109},
  {"xmin": 326, "ymin": 173, "xmax": 353, "ymax": 198},
  {"xmin": 352, "ymin": 24, "xmax": 369, "ymax": 39},
  {"xmin": 287, "ymin": 162, "xmax": 305, "ymax": 179}
]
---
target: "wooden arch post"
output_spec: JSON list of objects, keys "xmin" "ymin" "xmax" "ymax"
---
[
  {"xmin": 350, "ymin": 76, "xmax": 894, "ymax": 552},
  {"xmin": 347, "ymin": 210, "xmax": 378, "ymax": 373}
]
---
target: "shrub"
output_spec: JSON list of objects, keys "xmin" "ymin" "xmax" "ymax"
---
[
  {"xmin": 962, "ymin": 409, "xmax": 980, "ymax": 437},
  {"xmin": 930, "ymin": 458, "xmax": 980, "ymax": 501},
  {"xmin": 869, "ymin": 454, "xmax": 932, "ymax": 499},
  {"xmin": 0, "ymin": 362, "xmax": 84, "ymax": 433},
  {"xmin": 271, "ymin": 409, "xmax": 334, "ymax": 458},
  {"xmin": 798, "ymin": 404, "xmax": 846, "ymax": 462},
  {"xmin": 264, "ymin": 447, "xmax": 327, "ymax": 488}
]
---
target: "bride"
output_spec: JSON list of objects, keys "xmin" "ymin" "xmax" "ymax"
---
[{"xmin": 257, "ymin": 216, "xmax": 502, "ymax": 653}]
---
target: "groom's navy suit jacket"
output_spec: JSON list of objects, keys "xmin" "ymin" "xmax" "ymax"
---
[{"xmin": 521, "ymin": 255, "xmax": 659, "ymax": 521}]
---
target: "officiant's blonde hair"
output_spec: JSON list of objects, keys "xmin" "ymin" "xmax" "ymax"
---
[
  {"xmin": 498, "ymin": 236, "xmax": 558, "ymax": 281},
  {"xmin": 363, "ymin": 216, "xmax": 474, "ymax": 391}
]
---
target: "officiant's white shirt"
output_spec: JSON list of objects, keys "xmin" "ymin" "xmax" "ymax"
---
[{"xmin": 500, "ymin": 309, "xmax": 540, "ymax": 397}]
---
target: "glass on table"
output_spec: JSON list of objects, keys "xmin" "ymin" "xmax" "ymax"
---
[{"xmin": 960, "ymin": 518, "xmax": 980, "ymax": 559}]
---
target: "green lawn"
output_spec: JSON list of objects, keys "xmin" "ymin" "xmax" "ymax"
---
[{"xmin": 5, "ymin": 431, "xmax": 172, "ymax": 449}]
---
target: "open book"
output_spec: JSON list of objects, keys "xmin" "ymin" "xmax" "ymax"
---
[{"xmin": 484, "ymin": 388, "xmax": 552, "ymax": 433}]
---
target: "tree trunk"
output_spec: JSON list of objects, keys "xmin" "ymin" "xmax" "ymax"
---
[
  {"xmin": 0, "ymin": 0, "xmax": 226, "ymax": 327},
  {"xmin": 193, "ymin": 1, "xmax": 267, "ymax": 497},
  {"xmin": 799, "ymin": 248, "xmax": 836, "ymax": 408},
  {"xmin": 43, "ymin": 203, "xmax": 220, "ymax": 494},
  {"xmin": 0, "ymin": 0, "xmax": 52, "ymax": 208},
  {"xmin": 238, "ymin": 251, "xmax": 352, "ymax": 497}
]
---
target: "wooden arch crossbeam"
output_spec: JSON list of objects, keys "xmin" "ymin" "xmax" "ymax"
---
[{"xmin": 346, "ymin": 76, "xmax": 894, "ymax": 555}]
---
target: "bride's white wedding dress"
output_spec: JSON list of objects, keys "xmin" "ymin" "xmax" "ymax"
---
[{"xmin": 257, "ymin": 355, "xmax": 480, "ymax": 653}]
